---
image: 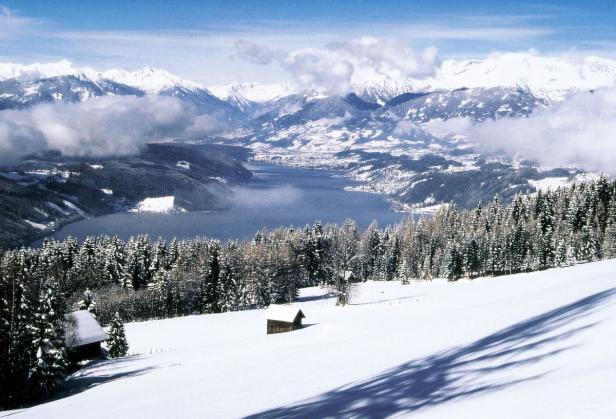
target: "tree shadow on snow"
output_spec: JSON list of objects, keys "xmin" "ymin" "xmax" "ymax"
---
[
  {"xmin": 296, "ymin": 293, "xmax": 336, "ymax": 303},
  {"xmin": 247, "ymin": 287, "xmax": 616, "ymax": 418},
  {"xmin": 52, "ymin": 356, "xmax": 158, "ymax": 400}
]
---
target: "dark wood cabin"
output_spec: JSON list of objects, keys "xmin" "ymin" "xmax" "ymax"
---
[
  {"xmin": 64, "ymin": 310, "xmax": 108, "ymax": 363},
  {"xmin": 265, "ymin": 304, "xmax": 305, "ymax": 334}
]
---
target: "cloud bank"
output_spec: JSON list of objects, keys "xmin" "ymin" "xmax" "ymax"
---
[
  {"xmin": 0, "ymin": 95, "xmax": 223, "ymax": 166},
  {"xmin": 425, "ymin": 88, "xmax": 616, "ymax": 172},
  {"xmin": 235, "ymin": 37, "xmax": 440, "ymax": 94}
]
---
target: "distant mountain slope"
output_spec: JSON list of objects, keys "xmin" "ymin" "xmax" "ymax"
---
[
  {"xmin": 0, "ymin": 143, "xmax": 252, "ymax": 249},
  {"xmin": 0, "ymin": 61, "xmax": 245, "ymax": 122},
  {"xmin": 0, "ymin": 75, "xmax": 143, "ymax": 110},
  {"xmin": 210, "ymin": 52, "xmax": 616, "ymax": 106}
]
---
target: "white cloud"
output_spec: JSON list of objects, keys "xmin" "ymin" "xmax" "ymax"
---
[
  {"xmin": 438, "ymin": 88, "xmax": 616, "ymax": 172},
  {"xmin": 393, "ymin": 120, "xmax": 424, "ymax": 137},
  {"xmin": 0, "ymin": 95, "xmax": 224, "ymax": 165},
  {"xmin": 235, "ymin": 37, "xmax": 441, "ymax": 94},
  {"xmin": 423, "ymin": 117, "xmax": 474, "ymax": 136},
  {"xmin": 0, "ymin": 6, "xmax": 40, "ymax": 40}
]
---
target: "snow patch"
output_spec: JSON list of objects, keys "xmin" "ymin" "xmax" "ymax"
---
[
  {"xmin": 24, "ymin": 219, "xmax": 48, "ymax": 230},
  {"xmin": 131, "ymin": 196, "xmax": 181, "ymax": 213},
  {"xmin": 528, "ymin": 177, "xmax": 570, "ymax": 191}
]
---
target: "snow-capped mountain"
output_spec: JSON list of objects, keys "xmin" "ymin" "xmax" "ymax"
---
[
  {"xmin": 209, "ymin": 53, "xmax": 616, "ymax": 108},
  {"xmin": 383, "ymin": 52, "xmax": 616, "ymax": 102},
  {"xmin": 0, "ymin": 75, "xmax": 143, "ymax": 109},
  {"xmin": 0, "ymin": 60, "xmax": 202, "ymax": 94},
  {"xmin": 346, "ymin": 52, "xmax": 616, "ymax": 105},
  {"xmin": 0, "ymin": 60, "xmax": 243, "ymax": 121},
  {"xmin": 354, "ymin": 79, "xmax": 417, "ymax": 105},
  {"xmin": 100, "ymin": 66, "xmax": 203, "ymax": 94},
  {"xmin": 0, "ymin": 59, "xmax": 98, "ymax": 82},
  {"xmin": 208, "ymin": 82, "xmax": 299, "ymax": 115},
  {"xmin": 209, "ymin": 81, "xmax": 297, "ymax": 103}
]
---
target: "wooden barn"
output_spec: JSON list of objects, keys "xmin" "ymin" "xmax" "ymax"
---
[
  {"xmin": 265, "ymin": 304, "xmax": 305, "ymax": 334},
  {"xmin": 64, "ymin": 310, "xmax": 108, "ymax": 362}
]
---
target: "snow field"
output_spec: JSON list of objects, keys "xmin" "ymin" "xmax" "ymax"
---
[{"xmin": 8, "ymin": 259, "xmax": 616, "ymax": 418}]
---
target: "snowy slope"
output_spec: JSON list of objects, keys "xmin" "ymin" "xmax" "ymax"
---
[{"xmin": 8, "ymin": 260, "xmax": 616, "ymax": 418}]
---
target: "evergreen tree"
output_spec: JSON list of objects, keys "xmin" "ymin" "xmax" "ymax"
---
[
  {"xmin": 360, "ymin": 222, "xmax": 382, "ymax": 281},
  {"xmin": 218, "ymin": 244, "xmax": 241, "ymax": 312},
  {"xmin": 150, "ymin": 270, "xmax": 173, "ymax": 317},
  {"xmin": 602, "ymin": 196, "xmax": 616, "ymax": 258},
  {"xmin": 77, "ymin": 288, "xmax": 96, "ymax": 317},
  {"xmin": 106, "ymin": 312, "xmax": 128, "ymax": 358},
  {"xmin": 27, "ymin": 285, "xmax": 67, "ymax": 398},
  {"xmin": 202, "ymin": 242, "xmax": 221, "ymax": 314}
]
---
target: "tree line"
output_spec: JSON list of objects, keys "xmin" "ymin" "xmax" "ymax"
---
[{"xmin": 2, "ymin": 176, "xmax": 616, "ymax": 408}]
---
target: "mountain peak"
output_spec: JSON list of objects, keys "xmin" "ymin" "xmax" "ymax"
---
[
  {"xmin": 0, "ymin": 59, "xmax": 93, "ymax": 81},
  {"xmin": 0, "ymin": 60, "xmax": 203, "ymax": 94},
  {"xmin": 99, "ymin": 66, "xmax": 202, "ymax": 93},
  {"xmin": 208, "ymin": 81, "xmax": 298, "ymax": 102}
]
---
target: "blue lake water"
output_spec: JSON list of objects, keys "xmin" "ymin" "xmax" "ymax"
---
[{"xmin": 47, "ymin": 163, "xmax": 409, "ymax": 243}]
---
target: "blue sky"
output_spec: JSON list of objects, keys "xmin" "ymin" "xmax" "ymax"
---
[{"xmin": 1, "ymin": 0, "xmax": 616, "ymax": 85}]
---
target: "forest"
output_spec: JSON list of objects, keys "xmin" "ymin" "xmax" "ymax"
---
[{"xmin": 2, "ymin": 175, "xmax": 616, "ymax": 408}]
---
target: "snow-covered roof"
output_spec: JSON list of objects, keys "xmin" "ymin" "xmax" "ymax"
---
[
  {"xmin": 65, "ymin": 310, "xmax": 108, "ymax": 348},
  {"xmin": 264, "ymin": 304, "xmax": 305, "ymax": 323}
]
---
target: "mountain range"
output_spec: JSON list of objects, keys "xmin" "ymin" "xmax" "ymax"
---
[{"xmin": 1, "ymin": 53, "xmax": 615, "ymax": 247}]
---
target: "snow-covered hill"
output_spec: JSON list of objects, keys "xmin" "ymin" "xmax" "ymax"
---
[{"xmin": 8, "ymin": 260, "xmax": 616, "ymax": 418}]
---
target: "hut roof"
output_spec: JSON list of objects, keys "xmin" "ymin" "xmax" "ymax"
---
[
  {"xmin": 264, "ymin": 304, "xmax": 305, "ymax": 323},
  {"xmin": 65, "ymin": 310, "xmax": 108, "ymax": 348}
]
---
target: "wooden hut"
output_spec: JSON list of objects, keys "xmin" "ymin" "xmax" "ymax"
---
[
  {"xmin": 265, "ymin": 304, "xmax": 305, "ymax": 334},
  {"xmin": 65, "ymin": 310, "xmax": 108, "ymax": 362}
]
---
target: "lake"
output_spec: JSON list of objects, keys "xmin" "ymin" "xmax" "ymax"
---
[{"xmin": 46, "ymin": 163, "xmax": 409, "ymax": 243}]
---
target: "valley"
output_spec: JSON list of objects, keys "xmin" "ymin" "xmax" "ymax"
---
[{"xmin": 40, "ymin": 163, "xmax": 407, "ymax": 243}]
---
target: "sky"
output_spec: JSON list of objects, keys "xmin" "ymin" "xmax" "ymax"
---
[{"xmin": 1, "ymin": 0, "xmax": 616, "ymax": 85}]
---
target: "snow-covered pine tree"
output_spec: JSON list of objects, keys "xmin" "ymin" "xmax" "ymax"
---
[
  {"xmin": 202, "ymin": 241, "xmax": 221, "ymax": 314},
  {"xmin": 398, "ymin": 258, "xmax": 412, "ymax": 284},
  {"xmin": 218, "ymin": 243, "xmax": 241, "ymax": 312},
  {"xmin": 27, "ymin": 284, "xmax": 67, "ymax": 398},
  {"xmin": 106, "ymin": 312, "xmax": 128, "ymax": 358},
  {"xmin": 77, "ymin": 288, "xmax": 96, "ymax": 317},
  {"xmin": 359, "ymin": 222, "xmax": 381, "ymax": 281},
  {"xmin": 602, "ymin": 195, "xmax": 616, "ymax": 258},
  {"xmin": 103, "ymin": 237, "xmax": 125, "ymax": 285},
  {"xmin": 150, "ymin": 270, "xmax": 173, "ymax": 317}
]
